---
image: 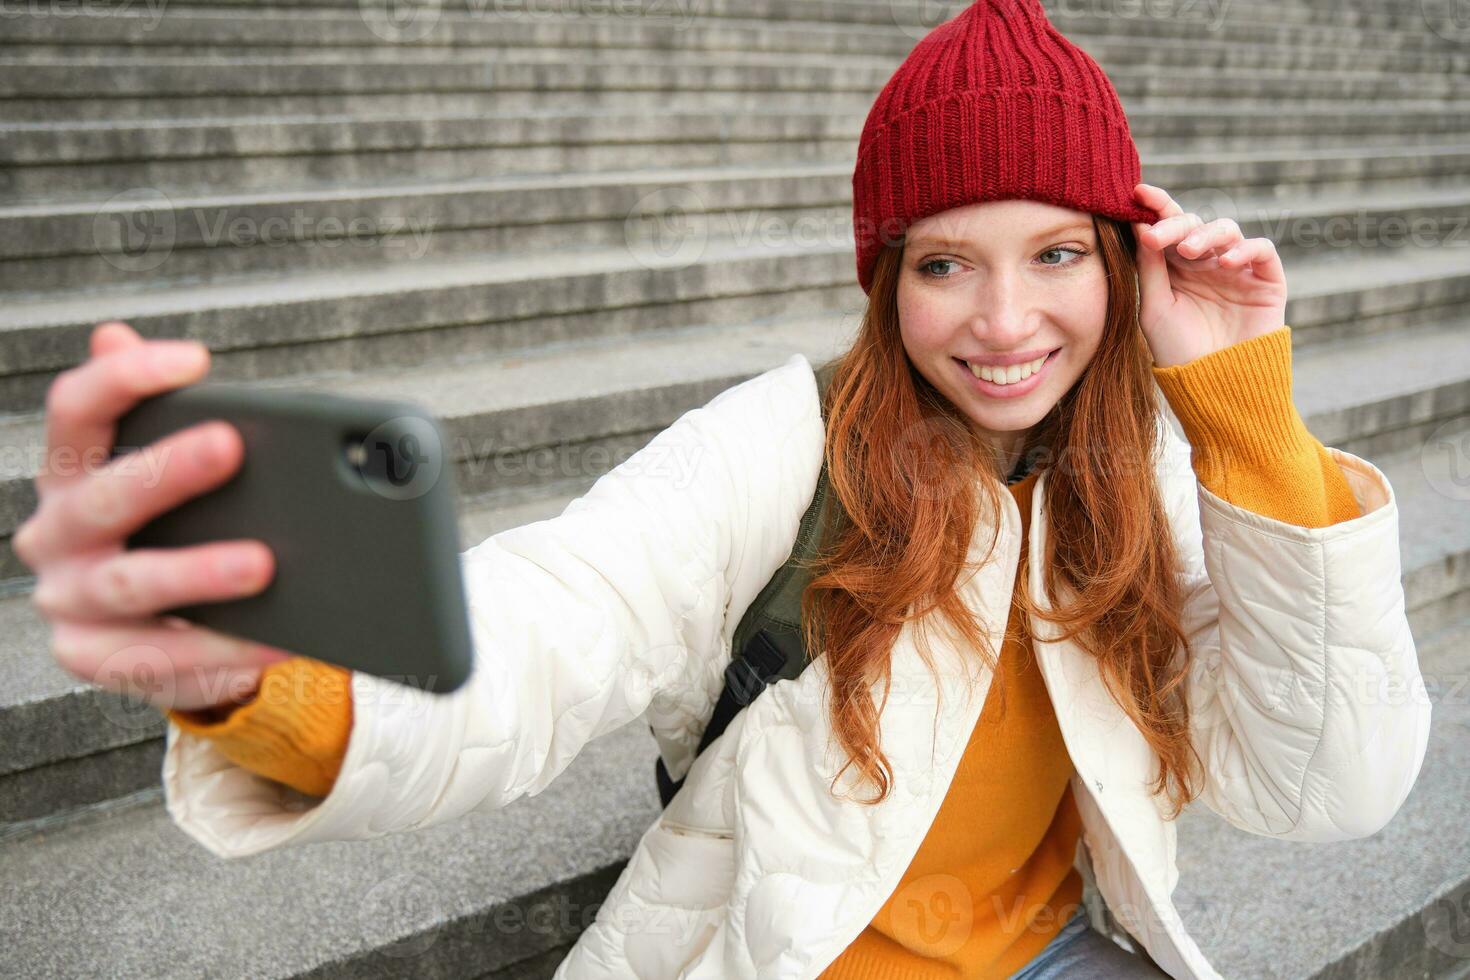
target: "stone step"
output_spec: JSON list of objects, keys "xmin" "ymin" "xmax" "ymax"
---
[
  {"xmin": 3, "ymin": 0, "xmax": 1442, "ymax": 18},
  {"xmin": 7, "ymin": 154, "xmax": 1470, "ymax": 296},
  {"xmin": 1290, "ymin": 322, "xmax": 1470, "ymax": 499},
  {"xmin": 1279, "ymin": 247, "xmax": 1470, "ymax": 350},
  {"xmin": 0, "ymin": 695, "xmax": 658, "ymax": 977},
  {"xmin": 0, "ymin": 236, "xmax": 860, "ymax": 417},
  {"xmin": 1379, "ymin": 416, "xmax": 1470, "ymax": 640},
  {"xmin": 8, "ymin": 32, "xmax": 1464, "ymax": 80},
  {"xmin": 0, "ymin": 109, "xmax": 861, "ymax": 201},
  {"xmin": 2, "ymin": 56, "xmax": 1464, "ymax": 122},
  {"xmin": 0, "ymin": 435, "xmax": 1463, "ymax": 977},
  {"xmin": 1, "ymin": 315, "xmax": 1467, "ymax": 833},
  {"xmin": 5, "ymin": 102, "xmax": 1470, "ymax": 201},
  {"xmin": 2, "ymin": 4, "xmax": 1465, "ymax": 62},
  {"xmin": 2, "ymin": 161, "xmax": 864, "ymax": 291},
  {"xmin": 30, "ymin": 0, "xmax": 1448, "ymax": 36}
]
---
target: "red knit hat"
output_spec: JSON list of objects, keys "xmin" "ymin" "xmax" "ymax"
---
[{"xmin": 851, "ymin": 0, "xmax": 1157, "ymax": 295}]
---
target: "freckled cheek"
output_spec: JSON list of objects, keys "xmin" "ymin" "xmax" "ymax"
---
[
  {"xmin": 1049, "ymin": 279, "xmax": 1110, "ymax": 357},
  {"xmin": 1079, "ymin": 269, "xmax": 1111, "ymax": 325},
  {"xmin": 896, "ymin": 305, "xmax": 956, "ymax": 359}
]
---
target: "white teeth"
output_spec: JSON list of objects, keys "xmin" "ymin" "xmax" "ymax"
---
[{"xmin": 967, "ymin": 353, "xmax": 1049, "ymax": 385}]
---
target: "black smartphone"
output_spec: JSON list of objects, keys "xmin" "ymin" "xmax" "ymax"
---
[{"xmin": 110, "ymin": 381, "xmax": 474, "ymax": 695}]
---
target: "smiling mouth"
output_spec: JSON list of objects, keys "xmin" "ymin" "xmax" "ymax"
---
[{"xmin": 953, "ymin": 349, "xmax": 1058, "ymax": 386}]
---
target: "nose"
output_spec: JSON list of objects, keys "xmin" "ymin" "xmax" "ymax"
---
[{"xmin": 965, "ymin": 268, "xmax": 1042, "ymax": 351}]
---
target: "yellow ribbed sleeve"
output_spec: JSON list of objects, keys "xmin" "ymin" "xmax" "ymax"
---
[
  {"xmin": 165, "ymin": 656, "xmax": 353, "ymax": 798},
  {"xmin": 1151, "ymin": 325, "xmax": 1361, "ymax": 528}
]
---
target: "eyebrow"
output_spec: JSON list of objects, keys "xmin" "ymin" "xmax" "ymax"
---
[{"xmin": 905, "ymin": 220, "xmax": 1094, "ymax": 251}]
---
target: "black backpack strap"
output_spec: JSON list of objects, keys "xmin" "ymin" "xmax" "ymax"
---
[
  {"xmin": 654, "ymin": 358, "xmax": 840, "ymax": 808},
  {"xmin": 655, "ymin": 625, "xmax": 793, "ymax": 804}
]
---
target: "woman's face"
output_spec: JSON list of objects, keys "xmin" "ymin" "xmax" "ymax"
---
[{"xmin": 897, "ymin": 199, "xmax": 1110, "ymax": 454}]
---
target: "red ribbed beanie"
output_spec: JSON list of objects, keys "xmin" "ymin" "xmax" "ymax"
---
[{"xmin": 851, "ymin": 0, "xmax": 1157, "ymax": 295}]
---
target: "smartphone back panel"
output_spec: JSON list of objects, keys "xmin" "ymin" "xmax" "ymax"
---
[{"xmin": 112, "ymin": 382, "xmax": 473, "ymax": 695}]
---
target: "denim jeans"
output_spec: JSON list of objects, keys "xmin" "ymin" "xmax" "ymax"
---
[{"xmin": 1009, "ymin": 909, "xmax": 1171, "ymax": 979}]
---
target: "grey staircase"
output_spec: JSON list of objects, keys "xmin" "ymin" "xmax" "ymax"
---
[{"xmin": 1, "ymin": 0, "xmax": 1468, "ymax": 976}]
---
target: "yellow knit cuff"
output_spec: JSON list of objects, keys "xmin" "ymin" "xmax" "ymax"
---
[
  {"xmin": 166, "ymin": 656, "xmax": 354, "ymax": 799},
  {"xmin": 1151, "ymin": 325, "xmax": 1315, "ymax": 486}
]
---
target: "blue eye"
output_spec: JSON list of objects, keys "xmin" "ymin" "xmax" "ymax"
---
[
  {"xmin": 919, "ymin": 259, "xmax": 958, "ymax": 278},
  {"xmin": 1039, "ymin": 247, "xmax": 1089, "ymax": 267},
  {"xmin": 917, "ymin": 248, "xmax": 1090, "ymax": 280}
]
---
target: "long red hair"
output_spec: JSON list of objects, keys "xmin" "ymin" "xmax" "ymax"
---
[{"xmin": 799, "ymin": 214, "xmax": 1203, "ymax": 819}]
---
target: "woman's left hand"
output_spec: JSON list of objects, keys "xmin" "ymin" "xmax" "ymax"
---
[{"xmin": 1131, "ymin": 183, "xmax": 1289, "ymax": 369}]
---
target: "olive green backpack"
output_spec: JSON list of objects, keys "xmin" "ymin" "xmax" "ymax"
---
[{"xmin": 653, "ymin": 358, "xmax": 841, "ymax": 807}]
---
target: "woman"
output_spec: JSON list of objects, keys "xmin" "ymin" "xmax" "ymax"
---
[{"xmin": 17, "ymin": 1, "xmax": 1429, "ymax": 977}]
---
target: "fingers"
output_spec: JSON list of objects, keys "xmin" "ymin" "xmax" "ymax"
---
[
  {"xmin": 13, "ymin": 419, "xmax": 244, "ymax": 570},
  {"xmin": 1134, "ymin": 184, "xmax": 1231, "ymax": 258},
  {"xmin": 1134, "ymin": 182, "xmax": 1184, "ymax": 220},
  {"xmin": 1140, "ymin": 211, "xmax": 1285, "ymax": 285},
  {"xmin": 1139, "ymin": 212, "xmax": 1207, "ymax": 253},
  {"xmin": 1177, "ymin": 218, "xmax": 1244, "ymax": 259},
  {"xmin": 1217, "ymin": 236, "xmax": 1287, "ymax": 284},
  {"xmin": 37, "ymin": 329, "xmax": 211, "ymax": 498},
  {"xmin": 31, "ymin": 539, "xmax": 275, "ymax": 623},
  {"xmin": 48, "ymin": 617, "xmax": 292, "ymax": 713},
  {"xmin": 90, "ymin": 321, "xmax": 144, "ymax": 359},
  {"xmin": 1133, "ymin": 186, "xmax": 1259, "ymax": 262},
  {"xmin": 49, "ymin": 616, "xmax": 263, "ymax": 683},
  {"xmin": 1131, "ymin": 221, "xmax": 1172, "ymax": 319},
  {"xmin": 166, "ymin": 664, "xmax": 275, "ymax": 715}
]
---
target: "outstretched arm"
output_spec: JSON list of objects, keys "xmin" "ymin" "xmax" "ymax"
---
[{"xmin": 160, "ymin": 354, "xmax": 827, "ymax": 859}]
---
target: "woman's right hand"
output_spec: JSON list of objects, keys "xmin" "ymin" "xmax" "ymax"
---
[{"xmin": 13, "ymin": 321, "xmax": 295, "ymax": 714}]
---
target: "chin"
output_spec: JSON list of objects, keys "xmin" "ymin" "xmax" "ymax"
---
[
  {"xmin": 966, "ymin": 391, "xmax": 1056, "ymax": 426},
  {"xmin": 971, "ymin": 409, "xmax": 1048, "ymax": 436}
]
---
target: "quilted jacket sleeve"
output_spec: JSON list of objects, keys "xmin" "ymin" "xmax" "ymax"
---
[
  {"xmin": 1152, "ymin": 328, "xmax": 1432, "ymax": 842},
  {"xmin": 160, "ymin": 353, "xmax": 826, "ymax": 859}
]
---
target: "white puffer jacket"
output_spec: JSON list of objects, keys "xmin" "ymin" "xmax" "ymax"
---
[{"xmin": 161, "ymin": 353, "xmax": 1432, "ymax": 979}]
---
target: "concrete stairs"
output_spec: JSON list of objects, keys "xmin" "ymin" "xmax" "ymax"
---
[{"xmin": 1, "ymin": 0, "xmax": 1468, "ymax": 976}]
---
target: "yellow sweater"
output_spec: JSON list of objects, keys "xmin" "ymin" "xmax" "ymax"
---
[
  {"xmin": 819, "ymin": 465, "xmax": 1083, "ymax": 978},
  {"xmin": 166, "ymin": 326, "xmax": 1362, "ymax": 976}
]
